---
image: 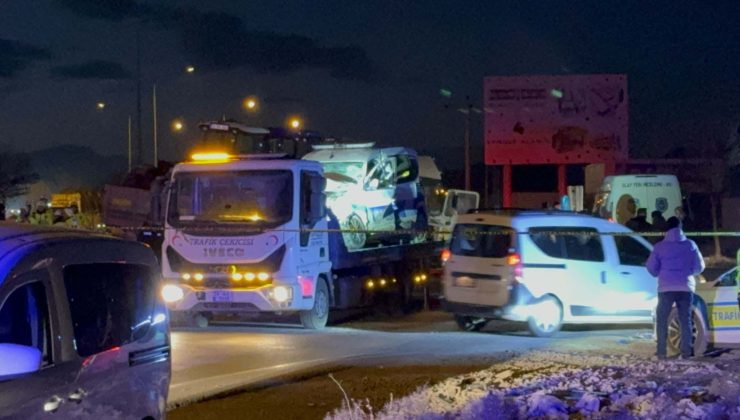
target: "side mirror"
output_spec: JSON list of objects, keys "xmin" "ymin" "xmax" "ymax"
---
[
  {"xmin": 0, "ymin": 343, "xmax": 41, "ymax": 377},
  {"xmin": 366, "ymin": 179, "xmax": 380, "ymax": 190}
]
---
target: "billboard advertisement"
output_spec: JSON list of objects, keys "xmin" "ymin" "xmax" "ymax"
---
[{"xmin": 484, "ymin": 74, "xmax": 628, "ymax": 165}]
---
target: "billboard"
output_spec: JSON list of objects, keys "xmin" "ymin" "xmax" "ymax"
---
[{"xmin": 484, "ymin": 74, "xmax": 628, "ymax": 165}]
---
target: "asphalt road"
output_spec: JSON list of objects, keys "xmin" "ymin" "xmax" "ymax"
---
[{"xmin": 168, "ymin": 312, "xmax": 653, "ymax": 408}]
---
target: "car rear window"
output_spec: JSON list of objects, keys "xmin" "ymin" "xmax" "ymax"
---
[
  {"xmin": 450, "ymin": 224, "xmax": 513, "ymax": 258},
  {"xmin": 64, "ymin": 263, "xmax": 157, "ymax": 357}
]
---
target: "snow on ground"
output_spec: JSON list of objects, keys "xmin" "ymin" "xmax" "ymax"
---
[{"xmin": 326, "ymin": 350, "xmax": 740, "ymax": 419}]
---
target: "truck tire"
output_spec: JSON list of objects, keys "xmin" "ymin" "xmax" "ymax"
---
[{"xmin": 300, "ymin": 279, "xmax": 330, "ymax": 329}]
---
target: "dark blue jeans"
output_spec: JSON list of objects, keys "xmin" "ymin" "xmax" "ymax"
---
[{"xmin": 656, "ymin": 291, "xmax": 693, "ymax": 357}]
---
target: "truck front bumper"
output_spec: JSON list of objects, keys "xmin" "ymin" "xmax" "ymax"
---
[{"xmin": 165, "ymin": 282, "xmax": 313, "ymax": 313}]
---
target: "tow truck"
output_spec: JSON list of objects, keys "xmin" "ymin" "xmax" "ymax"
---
[{"xmin": 160, "ymin": 150, "xmax": 445, "ymax": 329}]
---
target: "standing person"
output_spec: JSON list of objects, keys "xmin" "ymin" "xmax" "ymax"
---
[
  {"xmin": 28, "ymin": 200, "xmax": 52, "ymax": 225},
  {"xmin": 626, "ymin": 208, "xmax": 652, "ymax": 232},
  {"xmin": 64, "ymin": 206, "xmax": 80, "ymax": 228},
  {"xmin": 647, "ymin": 217, "xmax": 705, "ymax": 359},
  {"xmin": 651, "ymin": 210, "xmax": 667, "ymax": 232},
  {"xmin": 674, "ymin": 206, "xmax": 692, "ymax": 232},
  {"xmin": 52, "ymin": 209, "xmax": 67, "ymax": 227}
]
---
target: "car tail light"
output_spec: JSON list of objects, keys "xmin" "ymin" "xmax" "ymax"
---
[
  {"xmin": 441, "ymin": 249, "xmax": 451, "ymax": 263},
  {"xmin": 507, "ymin": 252, "xmax": 523, "ymax": 283}
]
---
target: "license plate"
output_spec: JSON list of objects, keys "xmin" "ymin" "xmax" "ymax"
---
[
  {"xmin": 454, "ymin": 276, "xmax": 476, "ymax": 288},
  {"xmin": 211, "ymin": 291, "xmax": 233, "ymax": 302}
]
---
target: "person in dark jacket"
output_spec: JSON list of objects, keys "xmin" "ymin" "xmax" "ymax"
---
[
  {"xmin": 646, "ymin": 217, "xmax": 705, "ymax": 359},
  {"xmin": 626, "ymin": 208, "xmax": 652, "ymax": 232},
  {"xmin": 651, "ymin": 210, "xmax": 667, "ymax": 232}
]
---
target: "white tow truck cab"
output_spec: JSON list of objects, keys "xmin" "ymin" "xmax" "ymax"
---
[
  {"xmin": 162, "ymin": 153, "xmax": 333, "ymax": 328},
  {"xmin": 161, "ymin": 152, "xmax": 442, "ymax": 329}
]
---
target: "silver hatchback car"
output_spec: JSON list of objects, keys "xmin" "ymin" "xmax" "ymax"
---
[{"xmin": 0, "ymin": 224, "xmax": 170, "ymax": 419}]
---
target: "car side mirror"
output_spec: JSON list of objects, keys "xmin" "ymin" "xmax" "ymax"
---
[
  {"xmin": 0, "ymin": 343, "xmax": 42, "ymax": 378},
  {"xmin": 366, "ymin": 179, "xmax": 379, "ymax": 190}
]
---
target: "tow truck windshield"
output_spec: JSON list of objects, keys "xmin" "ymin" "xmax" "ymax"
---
[{"xmin": 167, "ymin": 170, "xmax": 293, "ymax": 229}]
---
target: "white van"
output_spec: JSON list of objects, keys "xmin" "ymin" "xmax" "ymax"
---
[
  {"xmin": 592, "ymin": 175, "xmax": 682, "ymax": 224},
  {"xmin": 442, "ymin": 210, "xmax": 657, "ymax": 337}
]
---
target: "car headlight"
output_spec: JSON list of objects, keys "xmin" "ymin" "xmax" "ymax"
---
[
  {"xmin": 272, "ymin": 286, "xmax": 291, "ymax": 303},
  {"xmin": 161, "ymin": 284, "xmax": 184, "ymax": 303}
]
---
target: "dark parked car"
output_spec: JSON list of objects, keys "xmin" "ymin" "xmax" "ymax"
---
[{"xmin": 0, "ymin": 224, "xmax": 170, "ymax": 419}]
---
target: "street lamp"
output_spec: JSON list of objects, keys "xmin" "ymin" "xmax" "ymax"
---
[
  {"xmin": 185, "ymin": 65, "xmax": 196, "ymax": 74},
  {"xmin": 288, "ymin": 116, "xmax": 303, "ymax": 131},
  {"xmin": 171, "ymin": 118, "xmax": 185, "ymax": 133},
  {"xmin": 243, "ymin": 96, "xmax": 258, "ymax": 112},
  {"xmin": 96, "ymin": 102, "xmax": 106, "ymax": 110}
]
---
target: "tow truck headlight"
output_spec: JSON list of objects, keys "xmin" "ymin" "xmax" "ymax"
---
[
  {"xmin": 257, "ymin": 272, "xmax": 270, "ymax": 282},
  {"xmin": 272, "ymin": 286, "xmax": 291, "ymax": 303},
  {"xmin": 162, "ymin": 284, "xmax": 184, "ymax": 303}
]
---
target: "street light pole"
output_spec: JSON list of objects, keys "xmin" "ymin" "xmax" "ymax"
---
[
  {"xmin": 135, "ymin": 25, "xmax": 143, "ymax": 167},
  {"xmin": 464, "ymin": 103, "xmax": 471, "ymax": 190},
  {"xmin": 152, "ymin": 84, "xmax": 158, "ymax": 167},
  {"xmin": 457, "ymin": 97, "xmax": 481, "ymax": 191},
  {"xmin": 127, "ymin": 116, "xmax": 132, "ymax": 172}
]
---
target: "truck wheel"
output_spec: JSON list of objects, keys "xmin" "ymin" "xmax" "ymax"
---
[
  {"xmin": 300, "ymin": 279, "xmax": 330, "ymax": 329},
  {"xmin": 342, "ymin": 214, "xmax": 367, "ymax": 250},
  {"xmin": 454, "ymin": 315, "xmax": 487, "ymax": 332},
  {"xmin": 667, "ymin": 306, "xmax": 707, "ymax": 357},
  {"xmin": 527, "ymin": 296, "xmax": 563, "ymax": 337}
]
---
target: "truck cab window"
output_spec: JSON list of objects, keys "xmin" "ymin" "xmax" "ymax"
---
[{"xmin": 0, "ymin": 281, "xmax": 52, "ymax": 368}]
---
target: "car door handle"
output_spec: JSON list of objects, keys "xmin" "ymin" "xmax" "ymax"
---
[
  {"xmin": 620, "ymin": 271, "xmax": 631, "ymax": 275},
  {"xmin": 44, "ymin": 395, "xmax": 64, "ymax": 413},
  {"xmin": 600, "ymin": 271, "xmax": 607, "ymax": 284},
  {"xmin": 68, "ymin": 388, "xmax": 87, "ymax": 404}
]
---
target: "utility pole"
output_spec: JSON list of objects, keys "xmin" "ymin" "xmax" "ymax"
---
[
  {"xmin": 464, "ymin": 102, "xmax": 471, "ymax": 190},
  {"xmin": 127, "ymin": 116, "xmax": 132, "ymax": 172},
  {"xmin": 152, "ymin": 84, "xmax": 158, "ymax": 167},
  {"xmin": 135, "ymin": 26, "xmax": 143, "ymax": 167},
  {"xmin": 458, "ymin": 97, "xmax": 481, "ymax": 191}
]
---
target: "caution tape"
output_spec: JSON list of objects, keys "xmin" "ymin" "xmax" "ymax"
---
[{"xmin": 93, "ymin": 225, "xmax": 740, "ymax": 238}]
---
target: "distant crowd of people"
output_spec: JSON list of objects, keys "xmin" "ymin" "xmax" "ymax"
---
[
  {"xmin": 626, "ymin": 206, "xmax": 689, "ymax": 238},
  {"xmin": 3, "ymin": 198, "xmax": 93, "ymax": 229}
]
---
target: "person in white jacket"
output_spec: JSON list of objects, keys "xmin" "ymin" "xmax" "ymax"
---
[{"xmin": 646, "ymin": 216, "xmax": 705, "ymax": 359}]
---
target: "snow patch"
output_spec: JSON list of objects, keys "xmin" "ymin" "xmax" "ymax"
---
[{"xmin": 326, "ymin": 350, "xmax": 740, "ymax": 419}]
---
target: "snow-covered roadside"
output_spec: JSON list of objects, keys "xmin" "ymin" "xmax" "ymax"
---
[{"xmin": 326, "ymin": 350, "xmax": 740, "ymax": 419}]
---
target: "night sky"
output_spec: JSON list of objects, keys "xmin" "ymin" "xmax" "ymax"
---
[{"xmin": 1, "ymin": 0, "xmax": 739, "ymax": 170}]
